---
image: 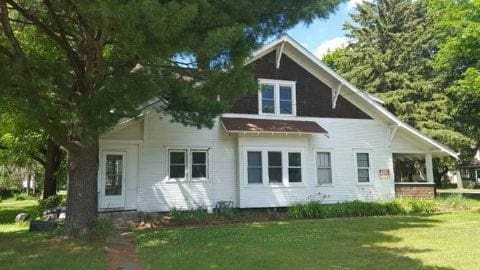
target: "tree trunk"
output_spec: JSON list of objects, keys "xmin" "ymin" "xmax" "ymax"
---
[
  {"xmin": 64, "ymin": 141, "xmax": 99, "ymax": 236},
  {"xmin": 43, "ymin": 139, "xmax": 62, "ymax": 199}
]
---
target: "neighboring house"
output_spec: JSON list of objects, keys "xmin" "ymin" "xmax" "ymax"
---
[
  {"xmin": 458, "ymin": 146, "xmax": 480, "ymax": 187},
  {"xmin": 98, "ymin": 35, "xmax": 458, "ymax": 212}
]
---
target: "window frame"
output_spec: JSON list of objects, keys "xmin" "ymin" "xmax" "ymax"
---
[
  {"xmin": 316, "ymin": 150, "xmax": 334, "ymax": 186},
  {"xmin": 190, "ymin": 150, "xmax": 209, "ymax": 180},
  {"xmin": 244, "ymin": 148, "xmax": 304, "ymax": 187},
  {"xmin": 267, "ymin": 151, "xmax": 283, "ymax": 184},
  {"xmin": 166, "ymin": 148, "xmax": 210, "ymax": 181},
  {"xmin": 287, "ymin": 152, "xmax": 303, "ymax": 183},
  {"xmin": 258, "ymin": 78, "xmax": 296, "ymax": 116},
  {"xmin": 247, "ymin": 151, "xmax": 264, "ymax": 185},
  {"xmin": 168, "ymin": 149, "xmax": 187, "ymax": 180},
  {"xmin": 354, "ymin": 150, "xmax": 373, "ymax": 184}
]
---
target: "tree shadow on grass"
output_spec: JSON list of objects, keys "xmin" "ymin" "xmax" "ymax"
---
[{"xmin": 136, "ymin": 215, "xmax": 455, "ymax": 270}]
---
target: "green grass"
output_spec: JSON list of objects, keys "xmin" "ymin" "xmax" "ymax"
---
[
  {"xmin": 136, "ymin": 209, "xmax": 480, "ymax": 270},
  {"xmin": 0, "ymin": 199, "xmax": 105, "ymax": 270}
]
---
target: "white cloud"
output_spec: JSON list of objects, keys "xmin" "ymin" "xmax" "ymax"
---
[
  {"xmin": 313, "ymin": 37, "xmax": 350, "ymax": 59},
  {"xmin": 347, "ymin": 0, "xmax": 367, "ymax": 9}
]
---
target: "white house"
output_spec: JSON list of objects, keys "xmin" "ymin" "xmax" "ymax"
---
[{"xmin": 97, "ymin": 35, "xmax": 458, "ymax": 212}]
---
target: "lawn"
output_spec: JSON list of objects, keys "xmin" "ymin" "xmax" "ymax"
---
[
  {"xmin": 0, "ymin": 198, "xmax": 105, "ymax": 270},
  {"xmin": 136, "ymin": 210, "xmax": 480, "ymax": 270}
]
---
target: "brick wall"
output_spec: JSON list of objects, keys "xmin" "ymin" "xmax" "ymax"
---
[{"xmin": 394, "ymin": 184, "xmax": 435, "ymax": 199}]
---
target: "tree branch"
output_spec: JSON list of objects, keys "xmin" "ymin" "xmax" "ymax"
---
[
  {"xmin": 0, "ymin": 0, "xmax": 23, "ymax": 55},
  {"xmin": 7, "ymin": 0, "xmax": 87, "ymax": 92}
]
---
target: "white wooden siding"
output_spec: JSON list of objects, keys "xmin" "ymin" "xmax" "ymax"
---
[{"xmin": 99, "ymin": 110, "xmax": 403, "ymax": 211}]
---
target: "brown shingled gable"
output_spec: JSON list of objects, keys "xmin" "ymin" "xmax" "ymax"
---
[{"xmin": 220, "ymin": 117, "xmax": 327, "ymax": 134}]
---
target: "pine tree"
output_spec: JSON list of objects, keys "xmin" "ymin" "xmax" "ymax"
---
[
  {"xmin": 0, "ymin": 0, "xmax": 343, "ymax": 235},
  {"xmin": 324, "ymin": 0, "xmax": 470, "ymax": 152}
]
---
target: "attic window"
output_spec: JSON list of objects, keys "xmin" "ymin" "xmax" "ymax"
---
[{"xmin": 258, "ymin": 79, "xmax": 296, "ymax": 116}]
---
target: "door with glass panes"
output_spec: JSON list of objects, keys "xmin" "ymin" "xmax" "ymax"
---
[{"xmin": 100, "ymin": 152, "xmax": 126, "ymax": 209}]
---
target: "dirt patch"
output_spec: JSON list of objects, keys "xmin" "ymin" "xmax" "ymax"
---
[{"xmin": 105, "ymin": 232, "xmax": 142, "ymax": 270}]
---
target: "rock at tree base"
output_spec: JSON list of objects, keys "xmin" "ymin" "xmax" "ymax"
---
[{"xmin": 15, "ymin": 213, "xmax": 29, "ymax": 223}]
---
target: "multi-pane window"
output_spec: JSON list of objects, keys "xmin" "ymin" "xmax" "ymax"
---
[
  {"xmin": 169, "ymin": 150, "xmax": 186, "ymax": 179},
  {"xmin": 105, "ymin": 154, "xmax": 124, "ymax": 196},
  {"xmin": 247, "ymin": 151, "xmax": 263, "ymax": 184},
  {"xmin": 261, "ymin": 84, "xmax": 275, "ymax": 113},
  {"xmin": 356, "ymin": 153, "xmax": 370, "ymax": 183},
  {"xmin": 268, "ymin": 151, "xmax": 282, "ymax": 183},
  {"xmin": 259, "ymin": 80, "xmax": 295, "ymax": 115},
  {"xmin": 288, "ymin": 152, "xmax": 302, "ymax": 183},
  {"xmin": 191, "ymin": 151, "xmax": 207, "ymax": 179},
  {"xmin": 317, "ymin": 152, "xmax": 332, "ymax": 184},
  {"xmin": 168, "ymin": 149, "xmax": 208, "ymax": 180}
]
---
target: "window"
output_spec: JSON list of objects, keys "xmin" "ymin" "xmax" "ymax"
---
[
  {"xmin": 259, "ymin": 79, "xmax": 295, "ymax": 115},
  {"xmin": 317, "ymin": 152, "xmax": 332, "ymax": 184},
  {"xmin": 191, "ymin": 151, "xmax": 207, "ymax": 179},
  {"xmin": 169, "ymin": 150, "xmax": 186, "ymax": 179},
  {"xmin": 279, "ymin": 86, "xmax": 292, "ymax": 114},
  {"xmin": 288, "ymin": 152, "xmax": 302, "ymax": 183},
  {"xmin": 168, "ymin": 149, "xmax": 209, "ymax": 180},
  {"xmin": 356, "ymin": 153, "xmax": 370, "ymax": 183},
  {"xmin": 268, "ymin": 151, "xmax": 282, "ymax": 183},
  {"xmin": 261, "ymin": 84, "xmax": 275, "ymax": 113},
  {"xmin": 247, "ymin": 151, "xmax": 263, "ymax": 184},
  {"xmin": 105, "ymin": 154, "xmax": 124, "ymax": 196}
]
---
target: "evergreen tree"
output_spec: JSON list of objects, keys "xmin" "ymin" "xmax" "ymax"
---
[
  {"xmin": 0, "ymin": 0, "xmax": 343, "ymax": 235},
  {"xmin": 323, "ymin": 0, "xmax": 470, "ymax": 152}
]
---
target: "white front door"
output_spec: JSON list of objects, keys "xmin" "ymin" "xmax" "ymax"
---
[{"xmin": 100, "ymin": 152, "xmax": 126, "ymax": 209}]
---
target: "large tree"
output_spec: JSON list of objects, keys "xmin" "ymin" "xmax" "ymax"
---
[
  {"xmin": 0, "ymin": 0, "xmax": 343, "ymax": 235},
  {"xmin": 430, "ymin": 0, "xmax": 480, "ymax": 155},
  {"xmin": 322, "ymin": 0, "xmax": 470, "ymax": 153},
  {"xmin": 0, "ymin": 112, "xmax": 63, "ymax": 198}
]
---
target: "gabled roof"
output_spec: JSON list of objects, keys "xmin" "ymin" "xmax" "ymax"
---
[{"xmin": 246, "ymin": 35, "xmax": 458, "ymax": 159}]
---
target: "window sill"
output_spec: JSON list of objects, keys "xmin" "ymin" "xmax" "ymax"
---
[
  {"xmin": 316, "ymin": 184, "xmax": 334, "ymax": 187},
  {"xmin": 165, "ymin": 178, "xmax": 209, "ymax": 183},
  {"xmin": 243, "ymin": 183, "xmax": 306, "ymax": 188},
  {"xmin": 356, "ymin": 183, "xmax": 374, "ymax": 187}
]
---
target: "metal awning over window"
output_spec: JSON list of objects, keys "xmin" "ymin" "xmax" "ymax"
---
[{"xmin": 220, "ymin": 117, "xmax": 327, "ymax": 135}]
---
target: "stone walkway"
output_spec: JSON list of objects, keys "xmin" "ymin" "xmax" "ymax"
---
[{"xmin": 105, "ymin": 232, "xmax": 142, "ymax": 270}]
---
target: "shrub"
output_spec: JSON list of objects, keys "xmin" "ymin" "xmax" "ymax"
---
[
  {"xmin": 287, "ymin": 199, "xmax": 436, "ymax": 220},
  {"xmin": 395, "ymin": 198, "xmax": 437, "ymax": 214},
  {"xmin": 170, "ymin": 207, "xmax": 208, "ymax": 221},
  {"xmin": 89, "ymin": 217, "xmax": 116, "ymax": 239},
  {"xmin": 437, "ymin": 194, "xmax": 471, "ymax": 211},
  {"xmin": 14, "ymin": 193, "xmax": 28, "ymax": 201},
  {"xmin": 38, "ymin": 195, "xmax": 63, "ymax": 212}
]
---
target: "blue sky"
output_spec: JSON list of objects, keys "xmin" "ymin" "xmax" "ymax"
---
[{"xmin": 286, "ymin": 0, "xmax": 362, "ymax": 58}]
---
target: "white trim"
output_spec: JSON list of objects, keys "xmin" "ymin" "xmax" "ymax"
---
[
  {"xmin": 166, "ymin": 147, "xmax": 211, "ymax": 182},
  {"xmin": 332, "ymin": 83, "xmax": 342, "ymax": 109},
  {"xmin": 100, "ymin": 139, "xmax": 143, "ymax": 145},
  {"xmin": 100, "ymin": 151, "xmax": 127, "ymax": 209},
  {"xmin": 167, "ymin": 149, "xmax": 187, "ymax": 181},
  {"xmin": 258, "ymin": 78, "xmax": 296, "ymax": 116},
  {"xmin": 248, "ymin": 35, "xmax": 458, "ymax": 159},
  {"xmin": 243, "ymin": 147, "xmax": 305, "ymax": 187},
  {"xmin": 276, "ymin": 41, "xmax": 285, "ymax": 69},
  {"xmin": 190, "ymin": 149, "xmax": 209, "ymax": 180},
  {"xmin": 389, "ymin": 125, "xmax": 399, "ymax": 143}
]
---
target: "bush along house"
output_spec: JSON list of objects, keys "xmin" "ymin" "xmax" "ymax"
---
[{"xmin": 97, "ymin": 35, "xmax": 458, "ymax": 212}]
